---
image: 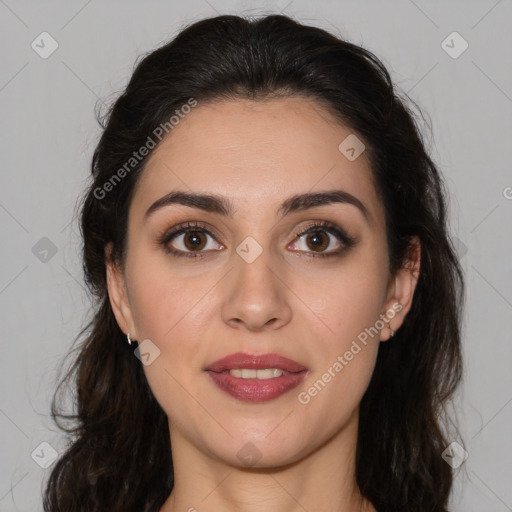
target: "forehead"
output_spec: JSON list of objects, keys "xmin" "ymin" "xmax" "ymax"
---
[{"xmin": 132, "ymin": 96, "xmax": 383, "ymax": 223}]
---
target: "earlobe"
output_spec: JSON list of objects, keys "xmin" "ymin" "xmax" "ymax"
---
[{"xmin": 105, "ymin": 243, "xmax": 137, "ymax": 339}]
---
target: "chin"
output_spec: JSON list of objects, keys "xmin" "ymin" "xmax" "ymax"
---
[{"xmin": 212, "ymin": 430, "xmax": 309, "ymax": 469}]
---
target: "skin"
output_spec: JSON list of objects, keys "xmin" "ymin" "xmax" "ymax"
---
[{"xmin": 106, "ymin": 96, "xmax": 420, "ymax": 512}]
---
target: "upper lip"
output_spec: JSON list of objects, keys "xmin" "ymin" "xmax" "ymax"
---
[{"xmin": 205, "ymin": 352, "xmax": 308, "ymax": 373}]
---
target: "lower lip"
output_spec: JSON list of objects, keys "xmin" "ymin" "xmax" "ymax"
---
[{"xmin": 206, "ymin": 370, "xmax": 307, "ymax": 402}]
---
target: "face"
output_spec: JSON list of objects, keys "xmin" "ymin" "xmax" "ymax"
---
[{"xmin": 106, "ymin": 96, "xmax": 418, "ymax": 469}]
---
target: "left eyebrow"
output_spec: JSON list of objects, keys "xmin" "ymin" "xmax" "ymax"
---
[
  {"xmin": 278, "ymin": 190, "xmax": 371, "ymax": 224},
  {"xmin": 144, "ymin": 189, "xmax": 371, "ymax": 224}
]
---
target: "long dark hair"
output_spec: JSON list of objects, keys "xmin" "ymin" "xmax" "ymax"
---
[{"xmin": 43, "ymin": 13, "xmax": 465, "ymax": 512}]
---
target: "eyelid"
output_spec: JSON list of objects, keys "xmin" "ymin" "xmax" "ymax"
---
[
  {"xmin": 158, "ymin": 220, "xmax": 222, "ymax": 257},
  {"xmin": 291, "ymin": 220, "xmax": 356, "ymax": 257},
  {"xmin": 158, "ymin": 219, "xmax": 356, "ymax": 258},
  {"xmin": 294, "ymin": 220, "xmax": 355, "ymax": 245}
]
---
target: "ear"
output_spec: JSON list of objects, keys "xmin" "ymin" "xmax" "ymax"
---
[
  {"xmin": 105, "ymin": 242, "xmax": 138, "ymax": 340},
  {"xmin": 380, "ymin": 236, "xmax": 421, "ymax": 341}
]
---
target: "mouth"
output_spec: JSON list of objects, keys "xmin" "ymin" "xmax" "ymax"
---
[{"xmin": 204, "ymin": 352, "xmax": 308, "ymax": 402}]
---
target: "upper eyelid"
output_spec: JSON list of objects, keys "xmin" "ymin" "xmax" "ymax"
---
[
  {"xmin": 164, "ymin": 221, "xmax": 218, "ymax": 240},
  {"xmin": 162, "ymin": 220, "xmax": 350, "ymax": 247}
]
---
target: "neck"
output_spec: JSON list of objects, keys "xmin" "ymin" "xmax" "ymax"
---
[{"xmin": 160, "ymin": 412, "xmax": 376, "ymax": 512}]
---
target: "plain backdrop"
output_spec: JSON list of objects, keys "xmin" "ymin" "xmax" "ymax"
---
[{"xmin": 1, "ymin": 1, "xmax": 511, "ymax": 511}]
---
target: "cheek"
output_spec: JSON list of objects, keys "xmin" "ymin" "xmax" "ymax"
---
[
  {"xmin": 126, "ymin": 250, "xmax": 204, "ymax": 340},
  {"xmin": 125, "ymin": 251, "xmax": 216, "ymax": 400},
  {"xmin": 291, "ymin": 257, "xmax": 386, "ymax": 416},
  {"xmin": 296, "ymin": 344, "xmax": 378, "ymax": 446},
  {"xmin": 125, "ymin": 257, "xmax": 211, "ymax": 428},
  {"xmin": 295, "ymin": 271, "xmax": 385, "ymax": 422},
  {"xmin": 294, "ymin": 256, "xmax": 388, "ymax": 344}
]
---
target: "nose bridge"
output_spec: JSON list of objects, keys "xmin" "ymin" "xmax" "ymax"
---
[
  {"xmin": 220, "ymin": 230, "xmax": 292, "ymax": 330},
  {"xmin": 233, "ymin": 232, "xmax": 279, "ymax": 297}
]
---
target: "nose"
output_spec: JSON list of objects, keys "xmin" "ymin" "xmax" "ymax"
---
[{"xmin": 220, "ymin": 247, "xmax": 292, "ymax": 332}]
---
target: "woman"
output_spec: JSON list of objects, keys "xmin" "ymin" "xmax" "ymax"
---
[{"xmin": 43, "ymin": 13, "xmax": 465, "ymax": 512}]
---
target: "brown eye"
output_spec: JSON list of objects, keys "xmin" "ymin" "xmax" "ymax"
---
[
  {"xmin": 290, "ymin": 221, "xmax": 357, "ymax": 258},
  {"xmin": 159, "ymin": 221, "xmax": 224, "ymax": 258},
  {"xmin": 183, "ymin": 231, "xmax": 207, "ymax": 251},
  {"xmin": 304, "ymin": 230, "xmax": 329, "ymax": 252}
]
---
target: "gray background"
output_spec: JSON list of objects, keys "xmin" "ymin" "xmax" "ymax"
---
[{"xmin": 1, "ymin": 1, "xmax": 511, "ymax": 511}]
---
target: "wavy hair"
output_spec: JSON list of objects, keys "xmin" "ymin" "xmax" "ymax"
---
[{"xmin": 43, "ymin": 13, "xmax": 465, "ymax": 512}]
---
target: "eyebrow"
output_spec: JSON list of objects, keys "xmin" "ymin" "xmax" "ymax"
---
[{"xmin": 144, "ymin": 189, "xmax": 371, "ymax": 224}]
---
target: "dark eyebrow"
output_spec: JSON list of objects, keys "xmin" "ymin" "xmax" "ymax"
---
[
  {"xmin": 144, "ymin": 191, "xmax": 233, "ymax": 220},
  {"xmin": 144, "ymin": 190, "xmax": 371, "ymax": 224},
  {"xmin": 278, "ymin": 190, "xmax": 370, "ymax": 224}
]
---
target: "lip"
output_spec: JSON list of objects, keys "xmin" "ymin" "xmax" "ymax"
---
[
  {"xmin": 204, "ymin": 352, "xmax": 308, "ymax": 373},
  {"xmin": 204, "ymin": 352, "xmax": 308, "ymax": 403}
]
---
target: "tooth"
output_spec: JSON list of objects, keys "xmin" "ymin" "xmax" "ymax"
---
[
  {"xmin": 240, "ymin": 369, "xmax": 257, "ymax": 379},
  {"xmin": 256, "ymin": 369, "xmax": 273, "ymax": 379},
  {"xmin": 228, "ymin": 368, "xmax": 285, "ymax": 379}
]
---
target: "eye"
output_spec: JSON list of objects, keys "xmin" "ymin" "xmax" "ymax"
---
[
  {"xmin": 159, "ymin": 220, "xmax": 356, "ymax": 260},
  {"xmin": 290, "ymin": 220, "xmax": 356, "ymax": 258},
  {"xmin": 159, "ymin": 221, "xmax": 223, "ymax": 259}
]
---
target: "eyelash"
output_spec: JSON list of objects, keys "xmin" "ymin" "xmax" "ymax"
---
[{"xmin": 158, "ymin": 220, "xmax": 356, "ymax": 259}]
